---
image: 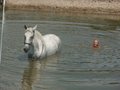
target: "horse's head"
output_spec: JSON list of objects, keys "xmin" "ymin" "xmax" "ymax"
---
[{"xmin": 23, "ymin": 25, "xmax": 37, "ymax": 53}]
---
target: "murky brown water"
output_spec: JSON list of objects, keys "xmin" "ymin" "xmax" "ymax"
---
[{"xmin": 0, "ymin": 10, "xmax": 120, "ymax": 90}]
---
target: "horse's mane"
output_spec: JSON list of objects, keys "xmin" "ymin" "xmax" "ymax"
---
[
  {"xmin": 35, "ymin": 30, "xmax": 43, "ymax": 40},
  {"xmin": 34, "ymin": 30, "xmax": 46, "ymax": 46}
]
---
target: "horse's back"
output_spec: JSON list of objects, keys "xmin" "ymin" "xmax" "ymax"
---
[{"xmin": 43, "ymin": 34, "xmax": 61, "ymax": 56}]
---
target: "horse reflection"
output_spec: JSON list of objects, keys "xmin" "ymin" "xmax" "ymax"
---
[{"xmin": 21, "ymin": 55, "xmax": 59, "ymax": 90}]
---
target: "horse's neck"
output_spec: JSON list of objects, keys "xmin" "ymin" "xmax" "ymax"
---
[
  {"xmin": 35, "ymin": 30, "xmax": 42, "ymax": 39},
  {"xmin": 35, "ymin": 30, "xmax": 43, "ymax": 40},
  {"xmin": 33, "ymin": 31, "xmax": 45, "ymax": 51}
]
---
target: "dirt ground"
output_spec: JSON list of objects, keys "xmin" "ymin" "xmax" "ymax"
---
[{"xmin": 5, "ymin": 0, "xmax": 120, "ymax": 14}]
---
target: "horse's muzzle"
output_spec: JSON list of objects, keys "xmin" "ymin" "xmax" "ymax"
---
[{"xmin": 23, "ymin": 47, "xmax": 29, "ymax": 53}]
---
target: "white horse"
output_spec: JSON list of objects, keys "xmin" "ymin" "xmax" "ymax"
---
[{"xmin": 23, "ymin": 25, "xmax": 61, "ymax": 59}]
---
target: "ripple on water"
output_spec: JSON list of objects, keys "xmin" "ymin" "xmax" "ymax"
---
[{"xmin": 1, "ymin": 10, "xmax": 120, "ymax": 90}]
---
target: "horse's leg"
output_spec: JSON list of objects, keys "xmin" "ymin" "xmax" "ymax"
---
[{"xmin": 33, "ymin": 51, "xmax": 40, "ymax": 58}]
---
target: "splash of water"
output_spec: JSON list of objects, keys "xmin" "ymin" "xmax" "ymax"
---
[{"xmin": 0, "ymin": 0, "xmax": 5, "ymax": 63}]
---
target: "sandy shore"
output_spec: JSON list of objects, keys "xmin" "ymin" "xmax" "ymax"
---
[{"xmin": 5, "ymin": 0, "xmax": 120, "ymax": 14}]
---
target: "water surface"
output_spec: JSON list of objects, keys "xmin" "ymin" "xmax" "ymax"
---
[{"xmin": 0, "ymin": 10, "xmax": 120, "ymax": 90}]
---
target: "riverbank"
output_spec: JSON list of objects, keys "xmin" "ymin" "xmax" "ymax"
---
[{"xmin": 5, "ymin": 0, "xmax": 120, "ymax": 15}]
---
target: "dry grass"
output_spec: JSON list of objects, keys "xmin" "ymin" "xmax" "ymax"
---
[{"xmin": 5, "ymin": 0, "xmax": 120, "ymax": 14}]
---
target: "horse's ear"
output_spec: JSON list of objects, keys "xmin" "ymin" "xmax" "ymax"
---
[
  {"xmin": 24, "ymin": 25, "xmax": 27, "ymax": 29},
  {"xmin": 33, "ymin": 25, "xmax": 37, "ymax": 30}
]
